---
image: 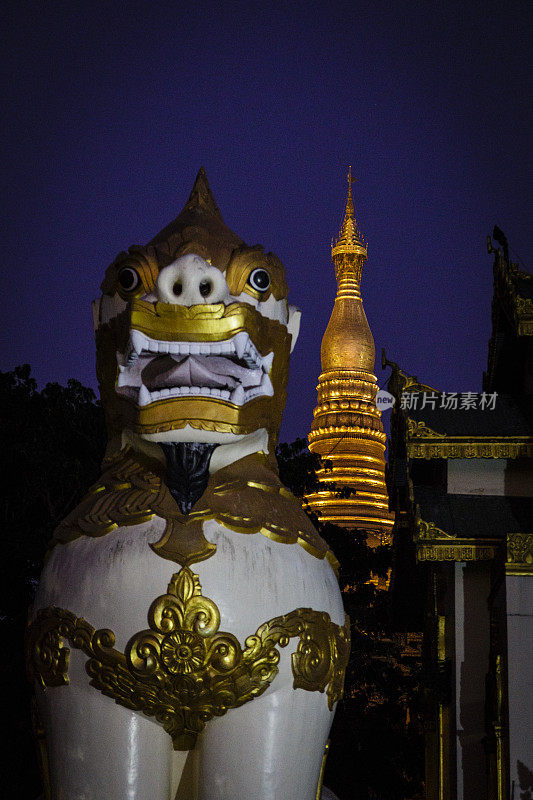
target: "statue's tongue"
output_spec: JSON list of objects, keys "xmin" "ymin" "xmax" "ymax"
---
[{"xmin": 142, "ymin": 355, "xmax": 262, "ymax": 391}]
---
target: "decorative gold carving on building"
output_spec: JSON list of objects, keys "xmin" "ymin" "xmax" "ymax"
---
[
  {"xmin": 53, "ymin": 450, "xmax": 337, "ymax": 569},
  {"xmin": 417, "ymin": 542, "xmax": 497, "ymax": 562},
  {"xmin": 407, "ymin": 419, "xmax": 443, "ymax": 438},
  {"xmin": 402, "ymin": 375, "xmax": 440, "ymax": 395},
  {"xmin": 27, "ymin": 567, "xmax": 350, "ymax": 750},
  {"xmin": 436, "ymin": 615, "xmax": 451, "ymax": 800},
  {"xmin": 306, "ymin": 169, "xmax": 394, "ymax": 537},
  {"xmin": 485, "ymin": 248, "xmax": 533, "ymax": 389},
  {"xmin": 493, "ymin": 654, "xmax": 506, "ymax": 800},
  {"xmin": 506, "ymin": 532, "xmax": 533, "ymax": 574},
  {"xmin": 407, "ymin": 420, "xmax": 533, "ymax": 460},
  {"xmin": 415, "ymin": 515, "xmax": 498, "ymax": 562},
  {"xmin": 417, "ymin": 519, "xmax": 454, "ymax": 540}
]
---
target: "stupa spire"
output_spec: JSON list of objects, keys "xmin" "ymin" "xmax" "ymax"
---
[
  {"xmin": 305, "ymin": 170, "xmax": 394, "ymax": 545},
  {"xmin": 343, "ymin": 165, "xmax": 356, "ymax": 220},
  {"xmin": 331, "ymin": 166, "xmax": 367, "ymax": 260}
]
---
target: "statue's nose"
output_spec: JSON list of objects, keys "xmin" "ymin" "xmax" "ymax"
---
[{"xmin": 156, "ymin": 254, "xmax": 230, "ymax": 306}]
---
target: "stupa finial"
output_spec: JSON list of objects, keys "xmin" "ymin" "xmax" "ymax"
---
[{"xmin": 331, "ymin": 166, "xmax": 367, "ymax": 259}]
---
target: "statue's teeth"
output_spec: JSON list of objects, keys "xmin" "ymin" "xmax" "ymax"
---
[
  {"xmin": 262, "ymin": 352, "xmax": 274, "ymax": 372},
  {"xmin": 168, "ymin": 341, "xmax": 189, "ymax": 355},
  {"xmin": 131, "ymin": 330, "xmax": 146, "ymax": 355},
  {"xmin": 116, "ymin": 368, "xmax": 128, "ymax": 388},
  {"xmin": 230, "ymin": 385, "xmax": 245, "ymax": 405},
  {"xmin": 233, "ymin": 332, "xmax": 248, "ymax": 360},
  {"xmin": 260, "ymin": 373, "xmax": 274, "ymax": 396},
  {"xmin": 138, "ymin": 384, "xmax": 151, "ymax": 406}
]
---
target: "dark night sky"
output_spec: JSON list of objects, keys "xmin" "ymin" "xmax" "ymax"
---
[{"xmin": 3, "ymin": 0, "xmax": 532, "ymax": 442}]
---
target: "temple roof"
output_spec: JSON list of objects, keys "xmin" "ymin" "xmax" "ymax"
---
[{"xmin": 484, "ymin": 242, "xmax": 533, "ymax": 393}]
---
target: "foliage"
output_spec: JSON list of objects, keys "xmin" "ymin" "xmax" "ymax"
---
[
  {"xmin": 276, "ymin": 437, "xmax": 424, "ymax": 800},
  {"xmin": 0, "ymin": 366, "xmax": 106, "ymax": 798}
]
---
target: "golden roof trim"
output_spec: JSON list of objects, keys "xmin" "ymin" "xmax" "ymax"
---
[
  {"xmin": 401, "ymin": 373, "xmax": 441, "ymax": 394},
  {"xmin": 407, "ymin": 418, "xmax": 533, "ymax": 458},
  {"xmin": 414, "ymin": 514, "xmax": 499, "ymax": 562}
]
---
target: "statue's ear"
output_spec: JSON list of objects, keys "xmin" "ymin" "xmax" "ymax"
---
[{"xmin": 287, "ymin": 305, "xmax": 301, "ymax": 353}]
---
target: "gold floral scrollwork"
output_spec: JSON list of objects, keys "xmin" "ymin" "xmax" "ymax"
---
[
  {"xmin": 27, "ymin": 618, "xmax": 69, "ymax": 688},
  {"xmin": 27, "ymin": 567, "xmax": 350, "ymax": 750},
  {"xmin": 26, "ymin": 609, "xmax": 116, "ymax": 688},
  {"xmin": 506, "ymin": 532, "xmax": 533, "ymax": 574},
  {"xmin": 416, "ymin": 517, "xmax": 454, "ymax": 541},
  {"xmin": 407, "ymin": 419, "xmax": 443, "ymax": 438}
]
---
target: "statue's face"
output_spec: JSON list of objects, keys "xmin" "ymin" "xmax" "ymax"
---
[{"xmin": 93, "ymin": 245, "xmax": 300, "ymax": 449}]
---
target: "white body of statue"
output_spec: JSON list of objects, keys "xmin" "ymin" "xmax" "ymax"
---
[{"xmin": 29, "ymin": 171, "xmax": 348, "ymax": 800}]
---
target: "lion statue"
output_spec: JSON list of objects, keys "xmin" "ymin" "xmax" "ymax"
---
[{"xmin": 27, "ymin": 169, "xmax": 349, "ymax": 800}]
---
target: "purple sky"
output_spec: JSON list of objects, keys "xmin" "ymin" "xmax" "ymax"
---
[{"xmin": 3, "ymin": 0, "xmax": 532, "ymax": 442}]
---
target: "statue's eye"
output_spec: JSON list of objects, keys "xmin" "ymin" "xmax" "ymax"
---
[
  {"xmin": 247, "ymin": 268, "xmax": 270, "ymax": 294},
  {"xmin": 118, "ymin": 267, "xmax": 141, "ymax": 292}
]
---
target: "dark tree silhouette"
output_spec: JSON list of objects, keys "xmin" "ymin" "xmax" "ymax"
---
[{"xmin": 1, "ymin": 366, "xmax": 106, "ymax": 798}]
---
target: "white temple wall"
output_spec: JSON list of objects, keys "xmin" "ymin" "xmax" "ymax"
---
[
  {"xmin": 447, "ymin": 459, "xmax": 533, "ymax": 498},
  {"xmin": 505, "ymin": 574, "xmax": 533, "ymax": 796}
]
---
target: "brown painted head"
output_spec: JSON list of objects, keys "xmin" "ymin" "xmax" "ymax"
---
[{"xmin": 93, "ymin": 169, "xmax": 300, "ymax": 456}]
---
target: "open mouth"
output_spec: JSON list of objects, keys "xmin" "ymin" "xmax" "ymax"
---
[{"xmin": 116, "ymin": 330, "xmax": 274, "ymax": 407}]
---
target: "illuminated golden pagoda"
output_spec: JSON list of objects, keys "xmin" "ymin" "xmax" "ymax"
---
[{"xmin": 306, "ymin": 168, "xmax": 394, "ymax": 544}]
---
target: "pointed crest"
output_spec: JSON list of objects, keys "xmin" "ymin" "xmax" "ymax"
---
[
  {"xmin": 185, "ymin": 167, "xmax": 223, "ymax": 219},
  {"xmin": 148, "ymin": 168, "xmax": 243, "ymax": 267}
]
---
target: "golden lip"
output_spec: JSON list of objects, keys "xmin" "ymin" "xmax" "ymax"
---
[
  {"xmin": 129, "ymin": 300, "xmax": 284, "ymax": 354},
  {"xmin": 114, "ymin": 393, "xmax": 284, "ymax": 438},
  {"xmin": 135, "ymin": 396, "xmax": 272, "ymax": 429}
]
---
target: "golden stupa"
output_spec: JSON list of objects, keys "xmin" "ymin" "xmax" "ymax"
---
[{"xmin": 305, "ymin": 168, "xmax": 394, "ymax": 544}]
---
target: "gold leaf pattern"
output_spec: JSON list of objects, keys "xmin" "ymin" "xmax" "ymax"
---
[
  {"xmin": 27, "ymin": 567, "xmax": 350, "ymax": 750},
  {"xmin": 53, "ymin": 451, "xmax": 335, "ymax": 570}
]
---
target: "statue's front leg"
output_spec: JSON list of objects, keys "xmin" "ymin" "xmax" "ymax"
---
[
  {"xmin": 36, "ymin": 651, "xmax": 178, "ymax": 800},
  {"xmin": 193, "ymin": 652, "xmax": 334, "ymax": 800}
]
